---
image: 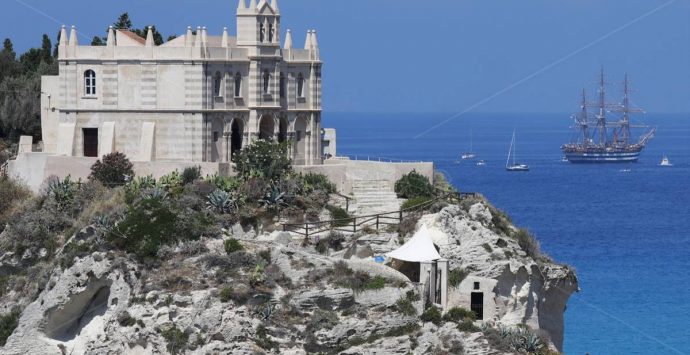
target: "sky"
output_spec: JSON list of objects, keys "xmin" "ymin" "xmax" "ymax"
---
[{"xmin": 1, "ymin": 0, "xmax": 689, "ymax": 114}]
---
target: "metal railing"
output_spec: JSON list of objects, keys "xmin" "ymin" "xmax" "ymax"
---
[
  {"xmin": 329, "ymin": 155, "xmax": 426, "ymax": 163},
  {"xmin": 282, "ymin": 191, "xmax": 477, "ymax": 238}
]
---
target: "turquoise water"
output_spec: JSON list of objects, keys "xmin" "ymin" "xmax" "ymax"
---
[{"xmin": 325, "ymin": 113, "xmax": 690, "ymax": 354}]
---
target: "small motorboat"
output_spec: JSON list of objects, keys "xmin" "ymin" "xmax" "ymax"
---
[
  {"xmin": 620, "ymin": 168, "xmax": 631, "ymax": 173},
  {"xmin": 476, "ymin": 160, "xmax": 486, "ymax": 166},
  {"xmin": 461, "ymin": 153, "xmax": 476, "ymax": 160},
  {"xmin": 660, "ymin": 156, "xmax": 673, "ymax": 167}
]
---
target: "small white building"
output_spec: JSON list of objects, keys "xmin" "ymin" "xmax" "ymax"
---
[{"xmin": 40, "ymin": 0, "xmax": 322, "ymax": 166}]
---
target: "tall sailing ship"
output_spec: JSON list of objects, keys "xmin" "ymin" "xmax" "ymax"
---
[{"xmin": 562, "ymin": 70, "xmax": 655, "ymax": 163}]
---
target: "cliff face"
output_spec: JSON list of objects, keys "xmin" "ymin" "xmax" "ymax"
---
[
  {"xmin": 0, "ymin": 200, "xmax": 577, "ymax": 355},
  {"xmin": 419, "ymin": 203, "xmax": 578, "ymax": 351}
]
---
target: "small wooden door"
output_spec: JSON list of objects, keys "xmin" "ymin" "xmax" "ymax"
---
[
  {"xmin": 83, "ymin": 128, "xmax": 98, "ymax": 157},
  {"xmin": 471, "ymin": 292, "xmax": 484, "ymax": 320}
]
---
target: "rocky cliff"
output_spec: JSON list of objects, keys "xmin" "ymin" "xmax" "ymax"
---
[{"xmin": 0, "ymin": 197, "xmax": 577, "ymax": 355}]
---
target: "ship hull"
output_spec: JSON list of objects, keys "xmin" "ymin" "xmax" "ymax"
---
[{"xmin": 562, "ymin": 147, "xmax": 642, "ymax": 163}]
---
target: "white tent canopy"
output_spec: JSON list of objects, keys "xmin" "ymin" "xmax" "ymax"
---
[{"xmin": 386, "ymin": 224, "xmax": 441, "ymax": 262}]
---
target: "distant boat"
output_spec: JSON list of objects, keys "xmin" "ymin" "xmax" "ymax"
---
[
  {"xmin": 660, "ymin": 156, "xmax": 673, "ymax": 167},
  {"xmin": 620, "ymin": 168, "xmax": 631, "ymax": 173},
  {"xmin": 506, "ymin": 131, "xmax": 529, "ymax": 172},
  {"xmin": 461, "ymin": 130, "xmax": 476, "ymax": 160},
  {"xmin": 561, "ymin": 156, "xmax": 569, "ymax": 162},
  {"xmin": 476, "ymin": 160, "xmax": 486, "ymax": 166}
]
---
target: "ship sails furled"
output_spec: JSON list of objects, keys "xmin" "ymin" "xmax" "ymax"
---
[{"xmin": 562, "ymin": 69, "xmax": 655, "ymax": 163}]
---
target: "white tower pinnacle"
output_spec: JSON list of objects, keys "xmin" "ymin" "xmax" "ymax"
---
[
  {"xmin": 222, "ymin": 27, "xmax": 229, "ymax": 48},
  {"xmin": 284, "ymin": 29, "xmax": 292, "ymax": 49},
  {"xmin": 145, "ymin": 26, "xmax": 154, "ymax": 47},
  {"xmin": 69, "ymin": 26, "xmax": 78, "ymax": 47},
  {"xmin": 106, "ymin": 26, "xmax": 115, "ymax": 47},
  {"xmin": 59, "ymin": 25, "xmax": 68, "ymax": 47},
  {"xmin": 237, "ymin": 0, "xmax": 246, "ymax": 10}
]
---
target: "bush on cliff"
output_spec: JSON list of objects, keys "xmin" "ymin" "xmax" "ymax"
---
[
  {"xmin": 394, "ymin": 170, "xmax": 435, "ymax": 199},
  {"xmin": 0, "ymin": 177, "xmax": 31, "ymax": 233},
  {"xmin": 0, "ymin": 308, "xmax": 21, "ymax": 346},
  {"xmin": 89, "ymin": 152, "xmax": 134, "ymax": 187},
  {"xmin": 232, "ymin": 140, "xmax": 291, "ymax": 181},
  {"xmin": 515, "ymin": 228, "xmax": 541, "ymax": 260}
]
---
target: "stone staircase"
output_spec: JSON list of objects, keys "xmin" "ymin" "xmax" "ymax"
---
[{"xmin": 351, "ymin": 180, "xmax": 402, "ymax": 216}]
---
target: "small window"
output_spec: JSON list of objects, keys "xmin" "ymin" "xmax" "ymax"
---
[
  {"xmin": 262, "ymin": 70, "xmax": 270, "ymax": 95},
  {"xmin": 297, "ymin": 73, "xmax": 305, "ymax": 98},
  {"xmin": 84, "ymin": 70, "xmax": 96, "ymax": 96},
  {"xmin": 234, "ymin": 73, "xmax": 242, "ymax": 98},
  {"xmin": 279, "ymin": 73, "xmax": 286, "ymax": 98},
  {"xmin": 474, "ymin": 282, "xmax": 480, "ymax": 290},
  {"xmin": 213, "ymin": 72, "xmax": 222, "ymax": 97},
  {"xmin": 268, "ymin": 23, "xmax": 274, "ymax": 43}
]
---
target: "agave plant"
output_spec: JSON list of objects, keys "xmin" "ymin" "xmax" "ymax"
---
[
  {"xmin": 207, "ymin": 189, "xmax": 234, "ymax": 214},
  {"xmin": 46, "ymin": 175, "xmax": 79, "ymax": 209},
  {"xmin": 259, "ymin": 185, "xmax": 287, "ymax": 211},
  {"xmin": 142, "ymin": 187, "xmax": 168, "ymax": 200}
]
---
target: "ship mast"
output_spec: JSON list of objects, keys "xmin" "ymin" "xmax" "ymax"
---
[
  {"xmin": 595, "ymin": 68, "xmax": 607, "ymax": 146},
  {"xmin": 579, "ymin": 89, "xmax": 590, "ymax": 146},
  {"xmin": 619, "ymin": 74, "xmax": 631, "ymax": 145}
]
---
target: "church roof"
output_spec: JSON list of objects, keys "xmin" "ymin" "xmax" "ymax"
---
[
  {"xmin": 386, "ymin": 224, "xmax": 442, "ymax": 262},
  {"xmin": 116, "ymin": 30, "xmax": 145, "ymax": 46}
]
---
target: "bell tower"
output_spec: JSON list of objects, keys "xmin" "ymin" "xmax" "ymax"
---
[{"xmin": 237, "ymin": 0, "xmax": 280, "ymax": 47}]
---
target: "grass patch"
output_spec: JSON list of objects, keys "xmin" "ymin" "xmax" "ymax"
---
[
  {"xmin": 448, "ymin": 268, "xmax": 469, "ymax": 288},
  {"xmin": 0, "ymin": 309, "xmax": 21, "ymax": 346},
  {"xmin": 224, "ymin": 238, "xmax": 243, "ymax": 254}
]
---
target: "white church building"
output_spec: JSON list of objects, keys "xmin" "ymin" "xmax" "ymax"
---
[{"xmin": 40, "ymin": 0, "xmax": 322, "ymax": 166}]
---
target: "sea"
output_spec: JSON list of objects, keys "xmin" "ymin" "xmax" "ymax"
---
[{"xmin": 325, "ymin": 112, "xmax": 690, "ymax": 355}]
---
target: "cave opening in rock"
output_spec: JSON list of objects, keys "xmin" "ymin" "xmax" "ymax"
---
[{"xmin": 44, "ymin": 279, "xmax": 112, "ymax": 342}]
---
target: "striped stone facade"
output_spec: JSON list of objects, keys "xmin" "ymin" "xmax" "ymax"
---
[{"xmin": 41, "ymin": 0, "xmax": 323, "ymax": 166}]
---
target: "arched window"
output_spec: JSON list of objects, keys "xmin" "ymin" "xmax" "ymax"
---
[
  {"xmin": 213, "ymin": 71, "xmax": 222, "ymax": 97},
  {"xmin": 297, "ymin": 73, "xmax": 305, "ymax": 98},
  {"xmin": 234, "ymin": 73, "xmax": 242, "ymax": 98},
  {"xmin": 84, "ymin": 70, "xmax": 96, "ymax": 96},
  {"xmin": 279, "ymin": 73, "xmax": 286, "ymax": 98},
  {"xmin": 268, "ymin": 23, "xmax": 274, "ymax": 43},
  {"xmin": 259, "ymin": 22, "xmax": 265, "ymax": 43},
  {"xmin": 262, "ymin": 70, "xmax": 270, "ymax": 95}
]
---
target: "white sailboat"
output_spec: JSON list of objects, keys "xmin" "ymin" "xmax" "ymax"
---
[
  {"xmin": 461, "ymin": 130, "xmax": 476, "ymax": 160},
  {"xmin": 506, "ymin": 130, "xmax": 529, "ymax": 172},
  {"xmin": 660, "ymin": 156, "xmax": 673, "ymax": 167}
]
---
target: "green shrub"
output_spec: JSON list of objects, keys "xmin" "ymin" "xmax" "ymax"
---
[
  {"xmin": 395, "ymin": 294, "xmax": 417, "ymax": 316},
  {"xmin": 0, "ymin": 177, "xmax": 31, "ymax": 233},
  {"xmin": 401, "ymin": 196, "xmax": 434, "ymax": 210},
  {"xmin": 364, "ymin": 275, "xmax": 386, "ymax": 290},
  {"xmin": 0, "ymin": 308, "xmax": 21, "ymax": 346},
  {"xmin": 205, "ymin": 174, "xmax": 241, "ymax": 193},
  {"xmin": 326, "ymin": 205, "xmax": 351, "ymax": 227},
  {"xmin": 232, "ymin": 140, "xmax": 292, "ymax": 181},
  {"xmin": 394, "ymin": 170, "xmax": 435, "ymax": 199},
  {"xmin": 89, "ymin": 152, "xmax": 134, "ymax": 187},
  {"xmin": 300, "ymin": 173, "xmax": 336, "ymax": 194},
  {"xmin": 219, "ymin": 287, "xmax": 232, "ymax": 303},
  {"xmin": 443, "ymin": 307, "xmax": 476, "ymax": 323},
  {"xmin": 161, "ymin": 325, "xmax": 189, "ymax": 355},
  {"xmin": 181, "ymin": 166, "xmax": 201, "ymax": 185},
  {"xmin": 482, "ymin": 243, "xmax": 493, "ymax": 253},
  {"xmin": 117, "ymin": 311, "xmax": 137, "ymax": 327},
  {"xmin": 457, "ymin": 319, "xmax": 480, "ymax": 332},
  {"xmin": 448, "ymin": 268, "xmax": 469, "ymax": 288},
  {"xmin": 515, "ymin": 228, "xmax": 541, "ymax": 259},
  {"xmin": 420, "ymin": 306, "xmax": 442, "ymax": 325},
  {"xmin": 206, "ymin": 189, "xmax": 234, "ymax": 214},
  {"xmin": 224, "ymin": 238, "xmax": 243, "ymax": 254},
  {"xmin": 108, "ymin": 197, "xmax": 177, "ymax": 259}
]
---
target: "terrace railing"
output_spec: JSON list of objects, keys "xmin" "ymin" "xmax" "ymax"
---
[{"xmin": 282, "ymin": 191, "xmax": 478, "ymax": 238}]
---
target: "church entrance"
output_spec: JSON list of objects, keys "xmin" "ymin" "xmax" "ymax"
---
[
  {"xmin": 230, "ymin": 119, "xmax": 244, "ymax": 159},
  {"xmin": 82, "ymin": 128, "xmax": 98, "ymax": 157},
  {"xmin": 259, "ymin": 115, "xmax": 274, "ymax": 141},
  {"xmin": 471, "ymin": 292, "xmax": 484, "ymax": 320}
]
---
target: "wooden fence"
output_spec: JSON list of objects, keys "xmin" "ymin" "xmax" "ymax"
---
[{"xmin": 282, "ymin": 191, "xmax": 477, "ymax": 238}]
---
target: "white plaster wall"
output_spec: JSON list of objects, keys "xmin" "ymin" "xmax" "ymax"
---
[
  {"xmin": 447, "ymin": 276, "xmax": 498, "ymax": 321},
  {"xmin": 40, "ymin": 76, "xmax": 60, "ymax": 153}
]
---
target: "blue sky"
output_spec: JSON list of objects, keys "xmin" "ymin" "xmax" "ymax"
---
[{"xmin": 2, "ymin": 0, "xmax": 689, "ymax": 114}]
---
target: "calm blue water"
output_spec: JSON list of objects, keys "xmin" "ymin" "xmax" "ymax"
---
[{"xmin": 325, "ymin": 112, "xmax": 690, "ymax": 355}]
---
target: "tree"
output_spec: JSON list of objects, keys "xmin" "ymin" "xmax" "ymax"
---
[
  {"xmin": 232, "ymin": 141, "xmax": 292, "ymax": 181},
  {"xmin": 0, "ymin": 39, "xmax": 19, "ymax": 83},
  {"xmin": 40, "ymin": 34, "xmax": 52, "ymax": 64},
  {"xmin": 2, "ymin": 39, "xmax": 14, "ymax": 55},
  {"xmin": 89, "ymin": 152, "xmax": 134, "ymax": 186},
  {"xmin": 91, "ymin": 36, "xmax": 105, "ymax": 46},
  {"xmin": 113, "ymin": 12, "xmax": 133, "ymax": 30}
]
